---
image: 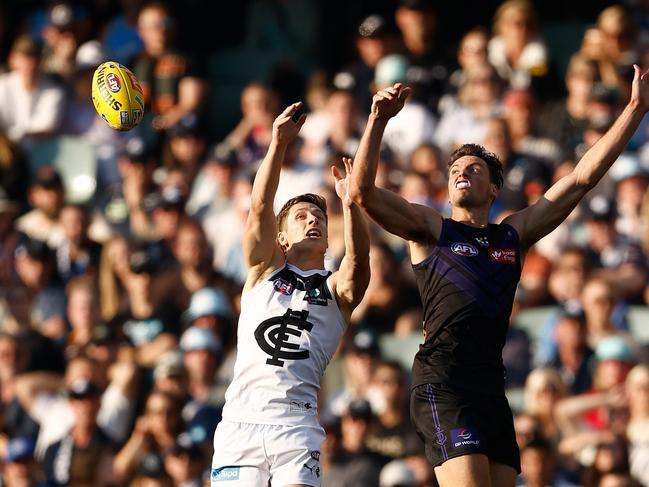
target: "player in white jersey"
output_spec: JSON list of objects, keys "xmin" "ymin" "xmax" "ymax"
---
[{"xmin": 211, "ymin": 102, "xmax": 370, "ymax": 487}]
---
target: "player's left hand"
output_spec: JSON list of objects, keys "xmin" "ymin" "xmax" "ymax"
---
[
  {"xmin": 630, "ymin": 64, "xmax": 649, "ymax": 112},
  {"xmin": 332, "ymin": 157, "xmax": 354, "ymax": 207}
]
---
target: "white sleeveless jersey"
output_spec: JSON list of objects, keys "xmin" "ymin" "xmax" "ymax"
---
[{"xmin": 221, "ymin": 263, "xmax": 346, "ymax": 426}]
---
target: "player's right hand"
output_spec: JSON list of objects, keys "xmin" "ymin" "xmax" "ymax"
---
[
  {"xmin": 272, "ymin": 102, "xmax": 306, "ymax": 146},
  {"xmin": 371, "ymin": 83, "xmax": 412, "ymax": 120}
]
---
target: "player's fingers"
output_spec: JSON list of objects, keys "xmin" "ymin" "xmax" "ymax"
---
[
  {"xmin": 280, "ymin": 101, "xmax": 302, "ymax": 117},
  {"xmin": 377, "ymin": 90, "xmax": 396, "ymax": 100},
  {"xmin": 331, "ymin": 165, "xmax": 342, "ymax": 181},
  {"xmin": 343, "ymin": 157, "xmax": 353, "ymax": 174},
  {"xmin": 398, "ymin": 86, "xmax": 413, "ymax": 101},
  {"xmin": 296, "ymin": 113, "xmax": 307, "ymax": 127}
]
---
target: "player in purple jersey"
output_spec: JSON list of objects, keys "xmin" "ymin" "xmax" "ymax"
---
[{"xmin": 349, "ymin": 65, "xmax": 649, "ymax": 487}]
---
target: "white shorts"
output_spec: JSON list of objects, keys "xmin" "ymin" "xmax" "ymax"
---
[{"xmin": 211, "ymin": 420, "xmax": 325, "ymax": 487}]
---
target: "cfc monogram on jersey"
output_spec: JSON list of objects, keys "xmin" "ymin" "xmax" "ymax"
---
[{"xmin": 222, "ymin": 263, "xmax": 346, "ymax": 426}]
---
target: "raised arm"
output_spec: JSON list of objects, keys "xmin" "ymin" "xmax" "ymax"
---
[
  {"xmin": 243, "ymin": 102, "xmax": 306, "ymax": 287},
  {"xmin": 329, "ymin": 158, "xmax": 371, "ymax": 321},
  {"xmin": 504, "ymin": 65, "xmax": 649, "ymax": 248},
  {"xmin": 349, "ymin": 84, "xmax": 442, "ymax": 251}
]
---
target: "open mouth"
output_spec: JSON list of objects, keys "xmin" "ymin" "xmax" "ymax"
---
[
  {"xmin": 306, "ymin": 229, "xmax": 321, "ymax": 238},
  {"xmin": 456, "ymin": 180, "xmax": 471, "ymax": 189}
]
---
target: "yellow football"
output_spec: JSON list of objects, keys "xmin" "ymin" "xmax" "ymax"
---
[{"xmin": 91, "ymin": 61, "xmax": 145, "ymax": 131}]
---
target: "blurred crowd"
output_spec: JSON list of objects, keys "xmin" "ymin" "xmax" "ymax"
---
[{"xmin": 0, "ymin": 0, "xmax": 648, "ymax": 486}]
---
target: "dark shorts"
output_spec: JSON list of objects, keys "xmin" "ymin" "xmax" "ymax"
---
[{"xmin": 410, "ymin": 383, "xmax": 521, "ymax": 473}]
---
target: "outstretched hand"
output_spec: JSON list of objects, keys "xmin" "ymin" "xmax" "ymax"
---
[
  {"xmin": 332, "ymin": 157, "xmax": 354, "ymax": 206},
  {"xmin": 631, "ymin": 64, "xmax": 649, "ymax": 113},
  {"xmin": 371, "ymin": 83, "xmax": 412, "ymax": 120},
  {"xmin": 272, "ymin": 102, "xmax": 306, "ymax": 145}
]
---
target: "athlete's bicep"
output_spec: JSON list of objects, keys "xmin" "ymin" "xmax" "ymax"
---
[
  {"xmin": 361, "ymin": 186, "xmax": 442, "ymax": 244},
  {"xmin": 242, "ymin": 209, "xmax": 284, "ymax": 285},
  {"xmin": 503, "ymin": 174, "xmax": 587, "ymax": 248}
]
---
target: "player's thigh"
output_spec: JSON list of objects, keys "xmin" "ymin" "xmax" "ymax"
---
[
  {"xmin": 489, "ymin": 460, "xmax": 517, "ymax": 487},
  {"xmin": 267, "ymin": 424, "xmax": 325, "ymax": 487},
  {"xmin": 434, "ymin": 453, "xmax": 491, "ymax": 487},
  {"xmin": 211, "ymin": 421, "xmax": 270, "ymax": 486}
]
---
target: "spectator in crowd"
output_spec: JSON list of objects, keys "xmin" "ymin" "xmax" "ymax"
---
[
  {"xmin": 580, "ymin": 276, "xmax": 631, "ymax": 351},
  {"xmin": 625, "ymin": 364, "xmax": 649, "ymax": 486},
  {"xmin": 40, "ymin": 2, "xmax": 87, "ymax": 81},
  {"xmin": 98, "ymin": 234, "xmax": 131, "ymax": 321},
  {"xmin": 407, "ymin": 143, "xmax": 448, "ymax": 210},
  {"xmin": 365, "ymin": 361, "xmax": 423, "ymax": 460},
  {"xmin": 352, "ymin": 241, "xmax": 420, "ymax": 333},
  {"xmin": 14, "ymin": 352, "xmax": 137, "ymax": 458},
  {"xmin": 581, "ymin": 196, "xmax": 647, "ymax": 300},
  {"xmin": 326, "ymin": 329, "xmax": 381, "ymax": 418},
  {"xmin": 56, "ymin": 203, "xmax": 102, "ymax": 284},
  {"xmin": 16, "ymin": 166, "xmax": 65, "ymax": 248},
  {"xmin": 300, "ymin": 88, "xmax": 363, "ymax": 167},
  {"xmin": 0, "ymin": 35, "xmax": 65, "ymax": 147},
  {"xmin": 373, "ymin": 54, "xmax": 437, "ymax": 166},
  {"xmin": 1, "ymin": 436, "xmax": 48, "ymax": 487},
  {"xmin": 42, "ymin": 378, "xmax": 115, "ymax": 486},
  {"xmin": 523, "ymin": 368, "xmax": 568, "ymax": 447},
  {"xmin": 186, "ymin": 143, "xmax": 240, "ymax": 218},
  {"xmin": 114, "ymin": 390, "xmax": 183, "ymax": 484},
  {"xmin": 0, "ymin": 133, "xmax": 29, "ymax": 207},
  {"xmin": 160, "ymin": 112, "xmax": 208, "ymax": 189},
  {"xmin": 130, "ymin": 452, "xmax": 172, "ymax": 487},
  {"xmin": 143, "ymin": 186, "xmax": 188, "ymax": 269},
  {"xmin": 394, "ymin": 0, "xmax": 449, "ymax": 111},
  {"xmin": 538, "ymin": 54, "xmax": 599, "ymax": 161},
  {"xmin": 609, "ymin": 153, "xmax": 649, "ymax": 242},
  {"xmin": 0, "ymin": 189, "xmax": 21, "ymax": 289},
  {"xmin": 133, "ymin": 1, "xmax": 206, "ymax": 132},
  {"xmin": 0, "ymin": 333, "xmax": 39, "ymax": 440},
  {"xmin": 110, "ymin": 249, "xmax": 179, "ymax": 369},
  {"xmin": 488, "ymin": 0, "xmax": 550, "ymax": 90},
  {"xmin": 517, "ymin": 434, "xmax": 572, "ymax": 487},
  {"xmin": 64, "ymin": 276, "xmax": 101, "ymax": 354},
  {"xmin": 434, "ymin": 62, "xmax": 504, "ymax": 154},
  {"xmin": 223, "ymin": 81, "xmax": 278, "ymax": 170},
  {"xmin": 201, "ymin": 175, "xmax": 252, "ymax": 283},
  {"xmin": 179, "ymin": 326, "xmax": 222, "ymax": 407},
  {"xmin": 544, "ymin": 305, "xmax": 594, "ymax": 395},
  {"xmin": 181, "ymin": 287, "xmax": 234, "ymax": 358},
  {"xmin": 159, "ymin": 219, "xmax": 221, "ymax": 311},
  {"xmin": 8, "ymin": 237, "xmax": 65, "ymax": 333},
  {"xmin": 325, "ymin": 398, "xmax": 389, "ymax": 487},
  {"xmin": 442, "ymin": 27, "xmax": 489, "ymax": 108},
  {"xmin": 345, "ymin": 14, "xmax": 400, "ymax": 113},
  {"xmin": 101, "ymin": 0, "xmax": 145, "ymax": 65},
  {"xmin": 162, "ymin": 433, "xmax": 204, "ymax": 487}
]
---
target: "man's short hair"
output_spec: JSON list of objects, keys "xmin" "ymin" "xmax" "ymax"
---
[
  {"xmin": 276, "ymin": 193, "xmax": 327, "ymax": 230},
  {"xmin": 448, "ymin": 143, "xmax": 504, "ymax": 190}
]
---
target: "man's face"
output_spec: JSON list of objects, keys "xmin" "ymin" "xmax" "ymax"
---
[
  {"xmin": 447, "ymin": 156, "xmax": 496, "ymax": 209},
  {"xmin": 278, "ymin": 202, "xmax": 328, "ymax": 254},
  {"xmin": 138, "ymin": 7, "xmax": 169, "ymax": 53},
  {"xmin": 174, "ymin": 226, "xmax": 205, "ymax": 267},
  {"xmin": 30, "ymin": 186, "xmax": 63, "ymax": 218},
  {"xmin": 60, "ymin": 206, "xmax": 87, "ymax": 244}
]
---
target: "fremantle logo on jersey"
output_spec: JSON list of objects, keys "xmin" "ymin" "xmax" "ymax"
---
[{"xmin": 254, "ymin": 308, "xmax": 313, "ymax": 366}]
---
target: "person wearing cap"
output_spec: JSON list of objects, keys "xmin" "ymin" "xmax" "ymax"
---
[
  {"xmin": 109, "ymin": 249, "xmax": 180, "ymax": 369},
  {"xmin": 343, "ymin": 13, "xmax": 400, "ymax": 113},
  {"xmin": 0, "ymin": 35, "xmax": 65, "ymax": 146},
  {"xmin": 610, "ymin": 153, "xmax": 649, "ymax": 240},
  {"xmin": 581, "ymin": 195, "xmax": 647, "ymax": 300},
  {"xmin": 211, "ymin": 102, "xmax": 370, "ymax": 487},
  {"xmin": 350, "ymin": 54, "xmax": 649, "ymax": 487},
  {"xmin": 1, "ymin": 436, "xmax": 48, "ymax": 487},
  {"xmin": 556, "ymin": 335, "xmax": 637, "ymax": 436},
  {"xmin": 161, "ymin": 112, "xmax": 208, "ymax": 184},
  {"xmin": 543, "ymin": 304, "xmax": 594, "ymax": 395},
  {"xmin": 16, "ymin": 166, "xmax": 65, "ymax": 248},
  {"xmin": 163, "ymin": 432, "xmax": 204, "ymax": 487},
  {"xmin": 180, "ymin": 326, "xmax": 222, "ymax": 405},
  {"xmin": 182, "ymin": 287, "xmax": 232, "ymax": 349},
  {"xmin": 394, "ymin": 0, "xmax": 450, "ymax": 112},
  {"xmin": 42, "ymin": 378, "xmax": 116, "ymax": 486},
  {"xmin": 40, "ymin": 2, "xmax": 88, "ymax": 80},
  {"xmin": 326, "ymin": 398, "xmax": 389, "ymax": 487},
  {"xmin": 56, "ymin": 203, "xmax": 102, "ymax": 283},
  {"xmin": 371, "ymin": 53, "xmax": 437, "ymax": 166}
]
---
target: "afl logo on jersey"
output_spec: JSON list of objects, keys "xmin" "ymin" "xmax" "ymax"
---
[
  {"xmin": 451, "ymin": 242, "xmax": 478, "ymax": 256},
  {"xmin": 273, "ymin": 278, "xmax": 295, "ymax": 295}
]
